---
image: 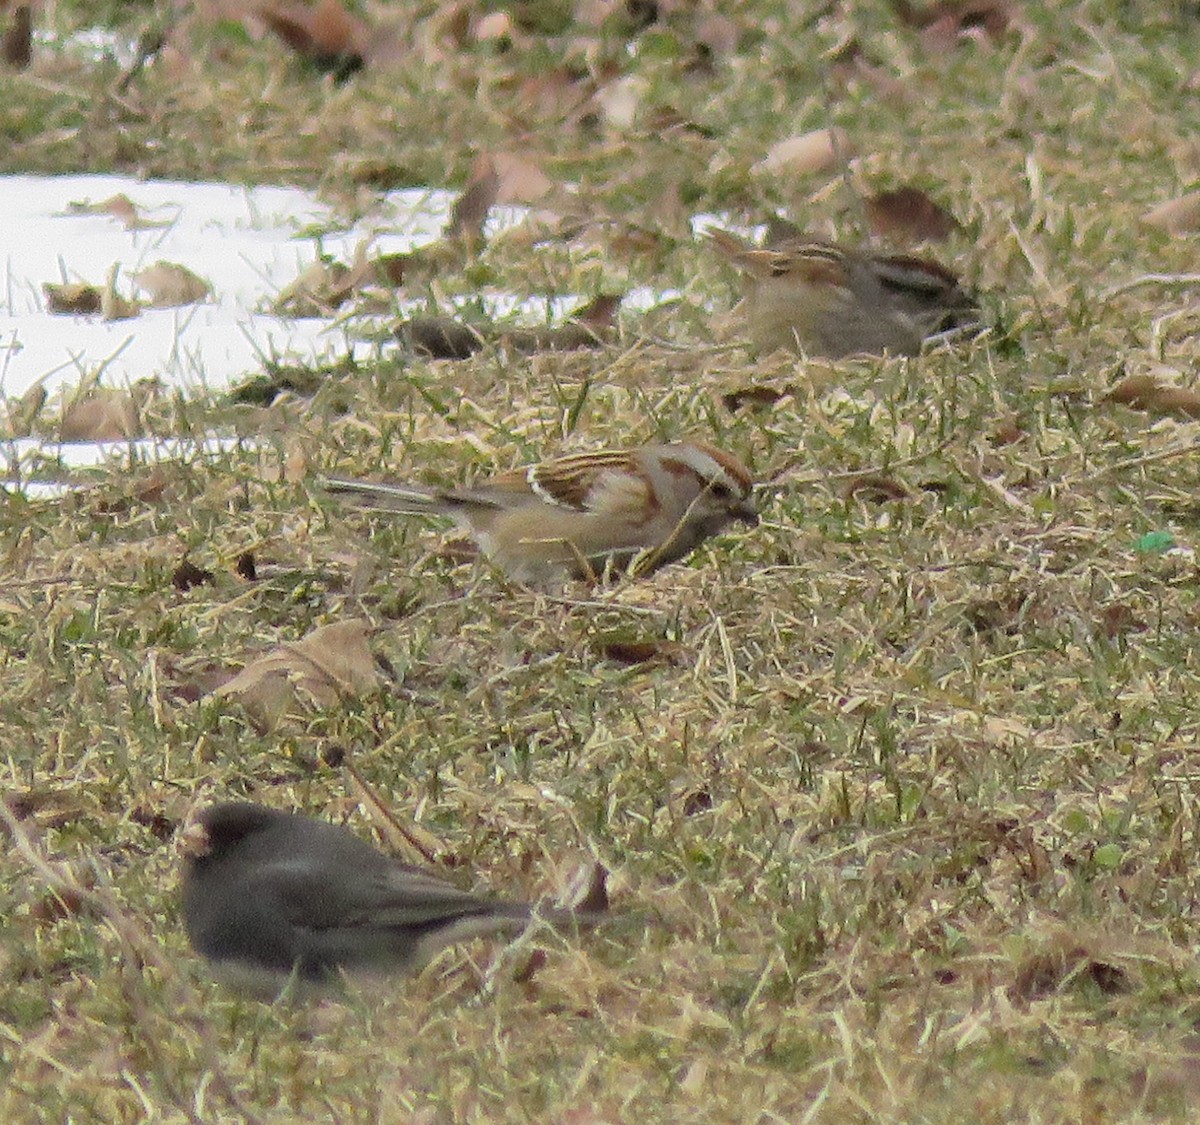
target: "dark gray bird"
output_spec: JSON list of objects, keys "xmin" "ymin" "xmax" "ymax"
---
[{"xmin": 181, "ymin": 802, "xmax": 601, "ymax": 994}]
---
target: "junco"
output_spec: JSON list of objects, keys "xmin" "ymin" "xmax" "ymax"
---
[{"xmin": 180, "ymin": 802, "xmax": 601, "ymax": 994}]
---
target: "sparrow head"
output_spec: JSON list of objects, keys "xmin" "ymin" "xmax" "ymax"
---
[{"xmin": 667, "ymin": 441, "xmax": 759, "ymax": 530}]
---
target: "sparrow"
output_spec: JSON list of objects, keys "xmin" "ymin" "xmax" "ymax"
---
[
  {"xmin": 707, "ymin": 227, "xmax": 978, "ymax": 358},
  {"xmin": 180, "ymin": 802, "xmax": 601, "ymax": 994},
  {"xmin": 322, "ymin": 440, "xmax": 758, "ymax": 584}
]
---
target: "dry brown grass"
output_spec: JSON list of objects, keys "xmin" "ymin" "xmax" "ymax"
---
[{"xmin": 5, "ymin": 1, "xmax": 1200, "ymax": 1121}]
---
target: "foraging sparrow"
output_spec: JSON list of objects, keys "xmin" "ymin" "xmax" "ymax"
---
[
  {"xmin": 707, "ymin": 227, "xmax": 978, "ymax": 358},
  {"xmin": 323, "ymin": 440, "xmax": 758, "ymax": 583},
  {"xmin": 181, "ymin": 802, "xmax": 601, "ymax": 994}
]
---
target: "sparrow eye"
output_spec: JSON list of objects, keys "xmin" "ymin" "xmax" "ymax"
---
[{"xmin": 709, "ymin": 482, "xmax": 733, "ymax": 501}]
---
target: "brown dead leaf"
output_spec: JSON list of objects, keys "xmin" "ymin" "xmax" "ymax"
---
[
  {"xmin": 274, "ymin": 246, "xmax": 372, "ymax": 316},
  {"xmin": 595, "ymin": 636, "xmax": 686, "ymax": 667},
  {"xmin": 67, "ymin": 194, "xmax": 171, "ymax": 231},
  {"xmin": 488, "ymin": 152, "xmax": 554, "ymax": 205},
  {"xmin": 1142, "ymin": 191, "xmax": 1200, "ymax": 235},
  {"xmin": 843, "ymin": 473, "xmax": 911, "ymax": 503},
  {"xmin": 988, "ymin": 416, "xmax": 1025, "ymax": 445},
  {"xmin": 1104, "ymin": 373, "xmax": 1200, "ymax": 420},
  {"xmin": 261, "ymin": 0, "xmax": 368, "ymax": 69},
  {"xmin": 397, "ymin": 295, "xmax": 621, "ymax": 359},
  {"xmin": 1009, "ymin": 939, "xmax": 1130, "ymax": 1003},
  {"xmin": 896, "ymin": 1, "xmax": 1020, "ymax": 50},
  {"xmin": 59, "ymin": 391, "xmax": 144, "ymax": 442},
  {"xmin": 721, "ymin": 385, "xmax": 792, "ymax": 413},
  {"xmin": 1098, "ymin": 604, "xmax": 1146, "ymax": 640},
  {"xmin": 4, "ymin": 382, "xmax": 46, "ymax": 438},
  {"xmin": 752, "ymin": 128, "xmax": 853, "ymax": 177},
  {"xmin": 866, "ymin": 186, "xmax": 961, "ymax": 242},
  {"xmin": 2, "ymin": 4, "xmax": 31, "ymax": 69},
  {"xmin": 101, "ymin": 264, "xmax": 141, "ymax": 321},
  {"xmin": 213, "ymin": 618, "xmax": 381, "ymax": 731},
  {"xmin": 43, "ymin": 283, "xmax": 102, "ymax": 315},
  {"xmin": 132, "ymin": 261, "xmax": 211, "ymax": 307},
  {"xmin": 172, "ymin": 559, "xmax": 215, "ymax": 592}
]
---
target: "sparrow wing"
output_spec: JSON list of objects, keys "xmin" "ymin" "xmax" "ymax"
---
[{"xmin": 525, "ymin": 450, "xmax": 643, "ymax": 512}]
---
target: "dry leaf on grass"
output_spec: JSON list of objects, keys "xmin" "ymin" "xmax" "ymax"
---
[
  {"xmin": 213, "ymin": 618, "xmax": 382, "ymax": 731},
  {"xmin": 4, "ymin": 383, "xmax": 46, "ymax": 438},
  {"xmin": 895, "ymin": 0, "xmax": 1021, "ymax": 51},
  {"xmin": 752, "ymin": 128, "xmax": 853, "ymax": 176},
  {"xmin": 132, "ymin": 262, "xmax": 211, "ymax": 307},
  {"xmin": 1104, "ymin": 373, "xmax": 1200, "ymax": 420},
  {"xmin": 594, "ymin": 636, "xmax": 686, "ymax": 667},
  {"xmin": 273, "ymin": 245, "xmax": 373, "ymax": 316},
  {"xmin": 67, "ymin": 193, "xmax": 171, "ymax": 231},
  {"xmin": 260, "ymin": 0, "xmax": 368, "ymax": 74},
  {"xmin": 865, "ymin": 186, "xmax": 961, "ymax": 242},
  {"xmin": 843, "ymin": 473, "xmax": 911, "ymax": 503},
  {"xmin": 59, "ymin": 389, "xmax": 147, "ymax": 441},
  {"xmin": 43, "ymin": 282, "xmax": 102, "ymax": 315},
  {"xmin": 397, "ymin": 293, "xmax": 621, "ymax": 359},
  {"xmin": 101, "ymin": 265, "xmax": 141, "ymax": 321},
  {"xmin": 1142, "ymin": 191, "xmax": 1200, "ymax": 235}
]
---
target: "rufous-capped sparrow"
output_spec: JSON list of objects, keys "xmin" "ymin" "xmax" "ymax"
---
[
  {"xmin": 707, "ymin": 227, "xmax": 978, "ymax": 358},
  {"xmin": 323, "ymin": 440, "xmax": 758, "ymax": 584}
]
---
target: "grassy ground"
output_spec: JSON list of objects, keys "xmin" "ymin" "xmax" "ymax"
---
[{"xmin": 5, "ymin": 1, "xmax": 1200, "ymax": 1121}]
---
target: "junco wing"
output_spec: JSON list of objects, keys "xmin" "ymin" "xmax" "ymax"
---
[{"xmin": 181, "ymin": 802, "xmax": 584, "ymax": 993}]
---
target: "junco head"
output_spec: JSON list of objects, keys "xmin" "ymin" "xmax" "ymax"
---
[{"xmin": 180, "ymin": 802, "xmax": 600, "ymax": 995}]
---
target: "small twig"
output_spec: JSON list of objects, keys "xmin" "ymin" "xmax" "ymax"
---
[
  {"xmin": 1100, "ymin": 273, "xmax": 1200, "ymax": 300},
  {"xmin": 1095, "ymin": 440, "xmax": 1200, "ymax": 478},
  {"xmin": 766, "ymin": 435, "xmax": 956, "ymax": 489}
]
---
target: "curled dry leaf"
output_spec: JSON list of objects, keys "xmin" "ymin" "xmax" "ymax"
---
[
  {"xmin": 1104, "ymin": 373, "xmax": 1200, "ymax": 420},
  {"xmin": 5, "ymin": 382, "xmax": 46, "ymax": 438},
  {"xmin": 132, "ymin": 261, "xmax": 211, "ymax": 307},
  {"xmin": 752, "ymin": 128, "xmax": 853, "ymax": 177},
  {"xmin": 67, "ymin": 193, "xmax": 171, "ymax": 231},
  {"xmin": 1142, "ymin": 191, "xmax": 1200, "ymax": 235},
  {"xmin": 101, "ymin": 265, "xmax": 141, "ymax": 321},
  {"xmin": 895, "ymin": 0, "xmax": 1020, "ymax": 50},
  {"xmin": 212, "ymin": 618, "xmax": 381, "ymax": 732},
  {"xmin": 397, "ymin": 294, "xmax": 621, "ymax": 359},
  {"xmin": 843, "ymin": 473, "xmax": 911, "ymax": 503},
  {"xmin": 44, "ymin": 282, "xmax": 102, "ymax": 315},
  {"xmin": 721, "ymin": 385, "xmax": 792, "ymax": 413},
  {"xmin": 59, "ymin": 389, "xmax": 146, "ymax": 441},
  {"xmin": 595, "ymin": 635, "xmax": 686, "ymax": 667},
  {"xmin": 261, "ymin": 0, "xmax": 368, "ymax": 73},
  {"xmin": 273, "ymin": 246, "xmax": 372, "ymax": 316},
  {"xmin": 172, "ymin": 560, "xmax": 215, "ymax": 592},
  {"xmin": 865, "ymin": 186, "xmax": 961, "ymax": 242}
]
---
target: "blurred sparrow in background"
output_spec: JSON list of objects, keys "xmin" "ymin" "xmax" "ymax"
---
[
  {"xmin": 323, "ymin": 440, "xmax": 758, "ymax": 584},
  {"xmin": 181, "ymin": 802, "xmax": 604, "ymax": 994},
  {"xmin": 707, "ymin": 227, "xmax": 978, "ymax": 358}
]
